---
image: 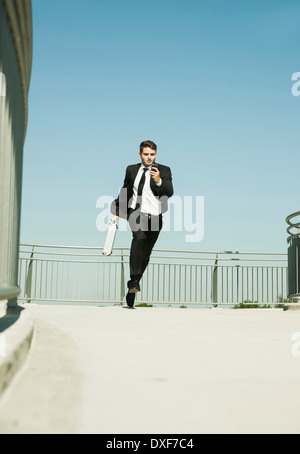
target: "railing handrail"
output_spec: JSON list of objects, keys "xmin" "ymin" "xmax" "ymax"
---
[
  {"xmin": 18, "ymin": 250, "xmax": 287, "ymax": 259},
  {"xmin": 20, "ymin": 243, "xmax": 287, "ymax": 257}
]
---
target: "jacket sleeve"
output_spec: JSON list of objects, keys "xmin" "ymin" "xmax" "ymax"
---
[
  {"xmin": 151, "ymin": 166, "xmax": 174, "ymax": 199},
  {"xmin": 110, "ymin": 167, "xmax": 131, "ymax": 218}
]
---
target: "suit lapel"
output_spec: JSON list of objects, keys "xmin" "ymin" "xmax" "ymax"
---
[
  {"xmin": 126, "ymin": 164, "xmax": 141, "ymax": 201},
  {"xmin": 131, "ymin": 163, "xmax": 141, "ymax": 180}
]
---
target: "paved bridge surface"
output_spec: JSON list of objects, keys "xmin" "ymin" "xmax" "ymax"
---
[{"xmin": 0, "ymin": 304, "xmax": 300, "ymax": 434}]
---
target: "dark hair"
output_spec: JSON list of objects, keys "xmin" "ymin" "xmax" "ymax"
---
[{"xmin": 140, "ymin": 140, "xmax": 157, "ymax": 153}]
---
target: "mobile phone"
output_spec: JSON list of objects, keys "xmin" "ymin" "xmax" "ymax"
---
[{"xmin": 152, "ymin": 163, "xmax": 159, "ymax": 170}]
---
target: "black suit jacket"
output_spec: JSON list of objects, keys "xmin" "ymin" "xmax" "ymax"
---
[{"xmin": 111, "ymin": 163, "xmax": 174, "ymax": 219}]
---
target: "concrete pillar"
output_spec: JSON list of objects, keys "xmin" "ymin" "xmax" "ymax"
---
[{"xmin": 0, "ymin": 0, "xmax": 32, "ymax": 309}]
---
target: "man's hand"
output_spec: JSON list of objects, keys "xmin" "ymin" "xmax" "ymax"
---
[
  {"xmin": 110, "ymin": 215, "xmax": 119, "ymax": 224},
  {"xmin": 150, "ymin": 167, "xmax": 161, "ymax": 184}
]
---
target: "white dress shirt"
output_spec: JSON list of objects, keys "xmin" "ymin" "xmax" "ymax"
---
[{"xmin": 130, "ymin": 164, "xmax": 162, "ymax": 215}]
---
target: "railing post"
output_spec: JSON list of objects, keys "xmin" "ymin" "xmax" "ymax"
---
[
  {"xmin": 212, "ymin": 254, "xmax": 218, "ymax": 307},
  {"xmin": 25, "ymin": 246, "xmax": 34, "ymax": 303},
  {"xmin": 120, "ymin": 249, "xmax": 125, "ymax": 303},
  {"xmin": 236, "ymin": 264, "xmax": 240, "ymax": 305}
]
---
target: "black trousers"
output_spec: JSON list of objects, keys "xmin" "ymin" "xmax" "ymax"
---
[{"xmin": 128, "ymin": 211, "xmax": 163, "ymax": 282}]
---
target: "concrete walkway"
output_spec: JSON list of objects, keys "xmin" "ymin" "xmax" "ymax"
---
[{"xmin": 0, "ymin": 304, "xmax": 300, "ymax": 434}]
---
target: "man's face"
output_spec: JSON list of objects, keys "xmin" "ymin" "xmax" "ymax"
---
[{"xmin": 139, "ymin": 147, "xmax": 157, "ymax": 167}]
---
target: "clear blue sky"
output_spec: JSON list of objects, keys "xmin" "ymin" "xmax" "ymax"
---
[{"xmin": 21, "ymin": 0, "xmax": 300, "ymax": 253}]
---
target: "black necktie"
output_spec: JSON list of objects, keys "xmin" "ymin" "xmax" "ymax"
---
[{"xmin": 136, "ymin": 168, "xmax": 147, "ymax": 210}]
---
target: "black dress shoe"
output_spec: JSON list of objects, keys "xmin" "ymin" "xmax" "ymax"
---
[
  {"xmin": 127, "ymin": 279, "xmax": 141, "ymax": 293},
  {"xmin": 126, "ymin": 291, "xmax": 136, "ymax": 308}
]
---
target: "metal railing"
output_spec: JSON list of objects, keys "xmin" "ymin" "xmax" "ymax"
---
[{"xmin": 17, "ymin": 243, "xmax": 288, "ymax": 307}]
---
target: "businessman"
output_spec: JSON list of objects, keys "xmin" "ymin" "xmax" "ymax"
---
[{"xmin": 111, "ymin": 140, "xmax": 174, "ymax": 307}]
